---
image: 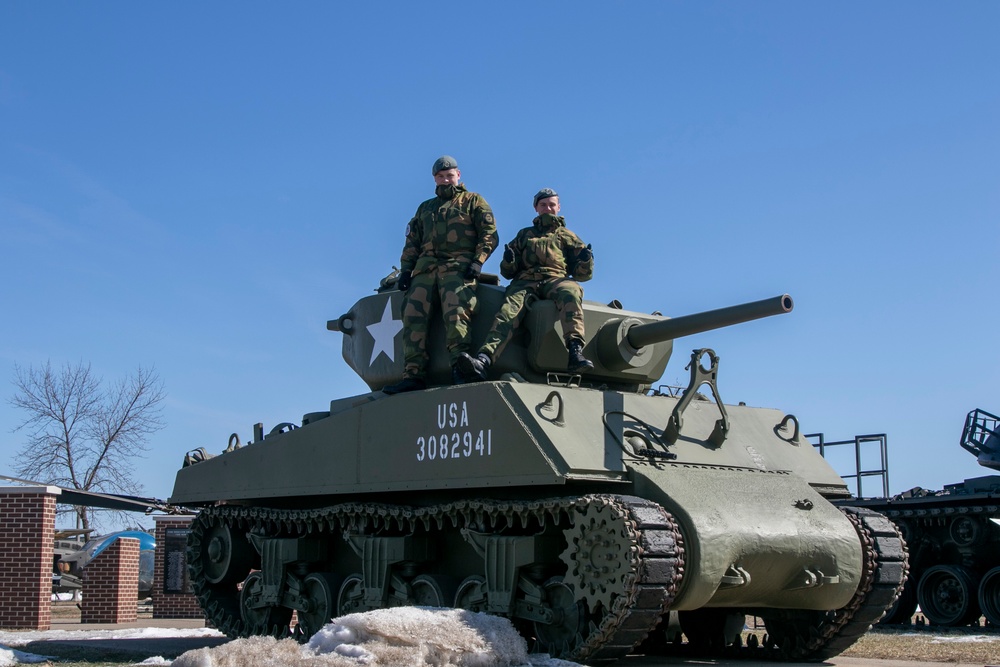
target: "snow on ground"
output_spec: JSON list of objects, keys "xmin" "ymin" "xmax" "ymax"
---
[
  {"xmin": 173, "ymin": 608, "xmax": 578, "ymax": 667},
  {"xmin": 928, "ymin": 634, "xmax": 1000, "ymax": 644},
  {"xmin": 0, "ymin": 607, "xmax": 583, "ymax": 667},
  {"xmin": 0, "ymin": 626, "xmax": 224, "ymax": 667},
  {"xmin": 0, "ymin": 626, "xmax": 224, "ymax": 646},
  {"xmin": 0, "ymin": 646, "xmax": 50, "ymax": 667}
]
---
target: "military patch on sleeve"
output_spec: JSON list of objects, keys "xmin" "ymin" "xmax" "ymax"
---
[
  {"xmin": 404, "ymin": 222, "xmax": 411, "ymax": 237},
  {"xmin": 483, "ymin": 212, "xmax": 494, "ymax": 224}
]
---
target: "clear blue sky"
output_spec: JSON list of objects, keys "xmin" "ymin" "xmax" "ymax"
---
[{"xmin": 2, "ymin": 3, "xmax": 998, "ymax": 526}]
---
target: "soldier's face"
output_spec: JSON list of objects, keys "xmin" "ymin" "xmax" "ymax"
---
[
  {"xmin": 534, "ymin": 196, "xmax": 561, "ymax": 216},
  {"xmin": 434, "ymin": 168, "xmax": 461, "ymax": 186}
]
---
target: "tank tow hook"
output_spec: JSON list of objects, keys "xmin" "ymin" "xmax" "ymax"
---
[
  {"xmin": 719, "ymin": 564, "xmax": 751, "ymax": 589},
  {"xmin": 664, "ymin": 348, "xmax": 730, "ymax": 447},
  {"xmin": 785, "ymin": 567, "xmax": 840, "ymax": 591}
]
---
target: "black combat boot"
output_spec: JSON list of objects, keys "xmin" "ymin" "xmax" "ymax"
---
[
  {"xmin": 567, "ymin": 339, "xmax": 594, "ymax": 373},
  {"xmin": 382, "ymin": 377, "xmax": 426, "ymax": 395},
  {"xmin": 457, "ymin": 351, "xmax": 491, "ymax": 382}
]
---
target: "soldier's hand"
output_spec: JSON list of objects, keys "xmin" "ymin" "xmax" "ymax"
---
[
  {"xmin": 465, "ymin": 262, "xmax": 482, "ymax": 280},
  {"xmin": 397, "ymin": 270, "xmax": 412, "ymax": 291},
  {"xmin": 577, "ymin": 244, "xmax": 593, "ymax": 262},
  {"xmin": 503, "ymin": 244, "xmax": 515, "ymax": 264}
]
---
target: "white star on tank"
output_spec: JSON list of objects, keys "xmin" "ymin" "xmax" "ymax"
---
[{"xmin": 366, "ymin": 298, "xmax": 403, "ymax": 365}]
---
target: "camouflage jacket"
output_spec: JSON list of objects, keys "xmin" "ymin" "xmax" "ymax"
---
[
  {"xmin": 399, "ymin": 184, "xmax": 498, "ymax": 275},
  {"xmin": 500, "ymin": 215, "xmax": 593, "ymax": 282}
]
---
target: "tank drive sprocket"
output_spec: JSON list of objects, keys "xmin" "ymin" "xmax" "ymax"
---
[
  {"xmin": 552, "ymin": 495, "xmax": 686, "ymax": 662},
  {"xmin": 560, "ymin": 500, "xmax": 634, "ymax": 611}
]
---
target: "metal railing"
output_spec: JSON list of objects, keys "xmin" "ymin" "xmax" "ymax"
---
[{"xmin": 808, "ymin": 432, "xmax": 889, "ymax": 499}]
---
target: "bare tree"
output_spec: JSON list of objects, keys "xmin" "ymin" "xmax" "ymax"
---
[{"xmin": 9, "ymin": 361, "xmax": 165, "ymax": 530}]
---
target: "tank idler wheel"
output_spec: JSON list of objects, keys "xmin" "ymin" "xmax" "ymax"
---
[
  {"xmin": 533, "ymin": 576, "xmax": 586, "ymax": 659},
  {"xmin": 298, "ymin": 572, "xmax": 341, "ymax": 638},
  {"xmin": 337, "ymin": 574, "xmax": 368, "ymax": 616},
  {"xmin": 454, "ymin": 575, "xmax": 488, "ymax": 612},
  {"xmin": 202, "ymin": 522, "xmax": 254, "ymax": 586},
  {"xmin": 409, "ymin": 574, "xmax": 457, "ymax": 608},
  {"xmin": 240, "ymin": 572, "xmax": 293, "ymax": 636},
  {"xmin": 978, "ymin": 566, "xmax": 1000, "ymax": 627},
  {"xmin": 917, "ymin": 564, "xmax": 981, "ymax": 626}
]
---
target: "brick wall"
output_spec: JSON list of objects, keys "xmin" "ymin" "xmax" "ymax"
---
[
  {"xmin": 0, "ymin": 486, "xmax": 60, "ymax": 630},
  {"xmin": 81, "ymin": 537, "xmax": 140, "ymax": 623},
  {"xmin": 152, "ymin": 515, "xmax": 205, "ymax": 619}
]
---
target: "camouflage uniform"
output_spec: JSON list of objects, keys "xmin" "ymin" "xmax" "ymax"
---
[
  {"xmin": 399, "ymin": 184, "xmax": 498, "ymax": 380},
  {"xmin": 479, "ymin": 214, "xmax": 593, "ymax": 360}
]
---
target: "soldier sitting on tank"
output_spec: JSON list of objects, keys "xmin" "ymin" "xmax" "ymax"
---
[
  {"xmin": 383, "ymin": 155, "xmax": 499, "ymax": 395},
  {"xmin": 458, "ymin": 188, "xmax": 594, "ymax": 381}
]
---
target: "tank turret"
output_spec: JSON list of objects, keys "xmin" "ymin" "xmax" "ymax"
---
[{"xmin": 329, "ymin": 281, "xmax": 793, "ymax": 392}]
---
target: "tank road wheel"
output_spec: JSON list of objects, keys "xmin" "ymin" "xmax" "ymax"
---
[
  {"xmin": 409, "ymin": 574, "xmax": 457, "ymax": 608},
  {"xmin": 978, "ymin": 566, "xmax": 1000, "ymax": 627},
  {"xmin": 534, "ymin": 577, "xmax": 586, "ymax": 657},
  {"xmin": 917, "ymin": 564, "xmax": 981, "ymax": 626},
  {"xmin": 337, "ymin": 574, "xmax": 367, "ymax": 615},
  {"xmin": 240, "ymin": 572, "xmax": 293, "ymax": 637},
  {"xmin": 298, "ymin": 573, "xmax": 341, "ymax": 638},
  {"xmin": 454, "ymin": 575, "xmax": 488, "ymax": 612}
]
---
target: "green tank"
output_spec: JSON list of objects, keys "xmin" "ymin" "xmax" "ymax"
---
[{"xmin": 170, "ymin": 277, "xmax": 907, "ymax": 663}]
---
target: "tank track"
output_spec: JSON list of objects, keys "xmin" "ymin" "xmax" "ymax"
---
[{"xmin": 187, "ymin": 494, "xmax": 685, "ymax": 663}]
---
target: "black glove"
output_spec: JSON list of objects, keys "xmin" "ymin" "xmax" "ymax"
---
[
  {"xmin": 503, "ymin": 244, "xmax": 515, "ymax": 264},
  {"xmin": 465, "ymin": 262, "xmax": 482, "ymax": 280},
  {"xmin": 577, "ymin": 244, "xmax": 593, "ymax": 262},
  {"xmin": 397, "ymin": 270, "xmax": 412, "ymax": 291}
]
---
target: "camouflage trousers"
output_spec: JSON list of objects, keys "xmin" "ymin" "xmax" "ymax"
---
[
  {"xmin": 480, "ymin": 277, "xmax": 585, "ymax": 360},
  {"xmin": 401, "ymin": 268, "xmax": 478, "ymax": 379}
]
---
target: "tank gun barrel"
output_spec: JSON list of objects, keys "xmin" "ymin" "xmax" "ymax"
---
[{"xmin": 627, "ymin": 294, "xmax": 794, "ymax": 349}]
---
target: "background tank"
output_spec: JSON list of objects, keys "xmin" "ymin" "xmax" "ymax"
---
[
  {"xmin": 170, "ymin": 277, "xmax": 906, "ymax": 663},
  {"xmin": 815, "ymin": 408, "xmax": 1000, "ymax": 628}
]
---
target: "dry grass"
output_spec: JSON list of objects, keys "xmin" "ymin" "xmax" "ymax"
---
[
  {"xmin": 841, "ymin": 626, "xmax": 1000, "ymax": 664},
  {"xmin": 738, "ymin": 624, "xmax": 1000, "ymax": 664}
]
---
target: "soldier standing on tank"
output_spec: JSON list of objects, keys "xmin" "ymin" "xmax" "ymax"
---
[
  {"xmin": 382, "ymin": 156, "xmax": 499, "ymax": 395},
  {"xmin": 458, "ymin": 188, "xmax": 594, "ymax": 381}
]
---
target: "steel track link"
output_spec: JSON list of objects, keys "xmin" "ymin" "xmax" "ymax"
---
[{"xmin": 187, "ymin": 495, "xmax": 686, "ymax": 661}]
